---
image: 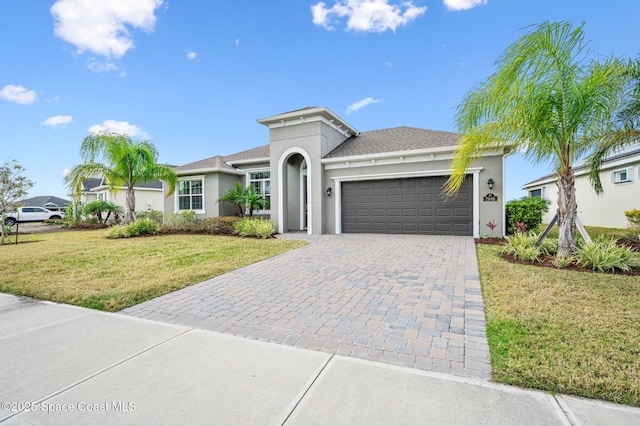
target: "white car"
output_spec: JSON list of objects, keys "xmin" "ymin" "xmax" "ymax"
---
[{"xmin": 4, "ymin": 207, "xmax": 65, "ymax": 226}]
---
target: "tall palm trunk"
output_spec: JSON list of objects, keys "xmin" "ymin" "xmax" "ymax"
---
[
  {"xmin": 126, "ymin": 185, "xmax": 136, "ymax": 223},
  {"xmin": 557, "ymin": 173, "xmax": 577, "ymax": 257}
]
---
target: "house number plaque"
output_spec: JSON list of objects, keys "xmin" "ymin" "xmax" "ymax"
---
[{"xmin": 483, "ymin": 193, "xmax": 498, "ymax": 202}]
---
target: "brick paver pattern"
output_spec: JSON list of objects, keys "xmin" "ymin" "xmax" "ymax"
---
[{"xmin": 121, "ymin": 234, "xmax": 491, "ymax": 379}]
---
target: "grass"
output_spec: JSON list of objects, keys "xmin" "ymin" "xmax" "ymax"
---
[
  {"xmin": 0, "ymin": 230, "xmax": 306, "ymax": 312},
  {"xmin": 477, "ymin": 239, "xmax": 640, "ymax": 406},
  {"xmin": 537, "ymin": 223, "xmax": 629, "ymax": 240}
]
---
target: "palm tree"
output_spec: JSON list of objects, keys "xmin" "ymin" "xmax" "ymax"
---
[
  {"xmin": 586, "ymin": 60, "xmax": 640, "ymax": 190},
  {"xmin": 445, "ymin": 21, "xmax": 631, "ymax": 257},
  {"xmin": 83, "ymin": 200, "xmax": 124, "ymax": 224},
  {"xmin": 218, "ymin": 181, "xmax": 246, "ymax": 216},
  {"xmin": 65, "ymin": 132, "xmax": 177, "ymax": 223},
  {"xmin": 218, "ymin": 181, "xmax": 268, "ymax": 217}
]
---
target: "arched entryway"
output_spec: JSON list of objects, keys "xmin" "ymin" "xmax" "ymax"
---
[{"xmin": 277, "ymin": 148, "xmax": 312, "ymax": 235}]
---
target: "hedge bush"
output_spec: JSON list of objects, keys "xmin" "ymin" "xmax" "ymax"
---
[
  {"xmin": 234, "ymin": 218, "xmax": 276, "ymax": 239},
  {"xmin": 505, "ymin": 196, "xmax": 550, "ymax": 235},
  {"xmin": 107, "ymin": 218, "xmax": 159, "ymax": 238}
]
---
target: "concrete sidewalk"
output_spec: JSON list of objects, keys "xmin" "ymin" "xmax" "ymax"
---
[{"xmin": 1, "ymin": 294, "xmax": 639, "ymax": 425}]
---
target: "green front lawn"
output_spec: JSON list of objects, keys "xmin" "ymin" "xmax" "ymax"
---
[
  {"xmin": 477, "ymin": 231, "xmax": 640, "ymax": 406},
  {"xmin": 0, "ymin": 230, "xmax": 306, "ymax": 311}
]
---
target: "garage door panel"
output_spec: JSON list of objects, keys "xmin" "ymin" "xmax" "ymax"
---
[{"xmin": 341, "ymin": 176, "xmax": 473, "ymax": 236}]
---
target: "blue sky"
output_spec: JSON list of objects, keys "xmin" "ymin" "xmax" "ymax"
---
[{"xmin": 1, "ymin": 0, "xmax": 639, "ymax": 202}]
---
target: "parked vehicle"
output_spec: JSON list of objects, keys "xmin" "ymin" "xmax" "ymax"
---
[{"xmin": 3, "ymin": 207, "xmax": 65, "ymax": 226}]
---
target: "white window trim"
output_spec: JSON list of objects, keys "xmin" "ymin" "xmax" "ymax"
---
[
  {"xmin": 611, "ymin": 168, "xmax": 633, "ymax": 184},
  {"xmin": 245, "ymin": 168, "xmax": 271, "ymax": 215},
  {"xmin": 175, "ymin": 175, "xmax": 205, "ymax": 214},
  {"xmin": 529, "ymin": 186, "xmax": 546, "ymax": 198}
]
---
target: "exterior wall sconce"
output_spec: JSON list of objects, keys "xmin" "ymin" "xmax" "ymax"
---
[
  {"xmin": 487, "ymin": 178, "xmax": 495, "ymax": 190},
  {"xmin": 326, "ymin": 187, "xmax": 332, "ymax": 196}
]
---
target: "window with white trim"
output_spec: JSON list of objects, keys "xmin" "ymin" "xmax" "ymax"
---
[
  {"xmin": 611, "ymin": 168, "xmax": 632, "ymax": 184},
  {"xmin": 248, "ymin": 171, "xmax": 270, "ymax": 211},
  {"xmin": 529, "ymin": 187, "xmax": 545, "ymax": 198},
  {"xmin": 178, "ymin": 179, "xmax": 204, "ymax": 211}
]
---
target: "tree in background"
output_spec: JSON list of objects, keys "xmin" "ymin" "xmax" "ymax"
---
[
  {"xmin": 445, "ymin": 21, "xmax": 633, "ymax": 257},
  {"xmin": 0, "ymin": 160, "xmax": 34, "ymax": 243},
  {"xmin": 65, "ymin": 132, "xmax": 177, "ymax": 223}
]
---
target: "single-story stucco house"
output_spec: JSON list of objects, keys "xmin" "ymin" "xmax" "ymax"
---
[
  {"xmin": 522, "ymin": 143, "xmax": 640, "ymax": 229},
  {"xmin": 80, "ymin": 178, "xmax": 165, "ymax": 214},
  {"xmin": 20, "ymin": 195, "xmax": 70, "ymax": 212},
  {"xmin": 165, "ymin": 107, "xmax": 511, "ymax": 238}
]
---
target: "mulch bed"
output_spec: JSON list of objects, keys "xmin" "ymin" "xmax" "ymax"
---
[
  {"xmin": 474, "ymin": 238, "xmax": 508, "ymax": 245},
  {"xmin": 476, "ymin": 237, "xmax": 640, "ymax": 276}
]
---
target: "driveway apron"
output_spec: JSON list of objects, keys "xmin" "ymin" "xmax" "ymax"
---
[{"xmin": 121, "ymin": 234, "xmax": 491, "ymax": 379}]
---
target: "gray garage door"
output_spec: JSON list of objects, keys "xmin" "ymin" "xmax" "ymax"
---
[{"xmin": 341, "ymin": 176, "xmax": 473, "ymax": 235}]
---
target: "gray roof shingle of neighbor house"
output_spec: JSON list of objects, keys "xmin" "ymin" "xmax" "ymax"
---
[
  {"xmin": 325, "ymin": 127, "xmax": 461, "ymax": 158},
  {"xmin": 22, "ymin": 195, "xmax": 70, "ymax": 208},
  {"xmin": 81, "ymin": 178, "xmax": 162, "ymax": 190}
]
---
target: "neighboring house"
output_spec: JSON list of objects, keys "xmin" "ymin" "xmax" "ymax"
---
[
  {"xmin": 20, "ymin": 195, "xmax": 70, "ymax": 212},
  {"xmin": 165, "ymin": 107, "xmax": 511, "ymax": 237},
  {"xmin": 80, "ymin": 178, "xmax": 165, "ymax": 214},
  {"xmin": 522, "ymin": 144, "xmax": 640, "ymax": 229}
]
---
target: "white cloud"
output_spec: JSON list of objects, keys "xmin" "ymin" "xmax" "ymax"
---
[
  {"xmin": 346, "ymin": 97, "xmax": 381, "ymax": 114},
  {"xmin": 0, "ymin": 84, "xmax": 37, "ymax": 104},
  {"xmin": 312, "ymin": 0, "xmax": 426, "ymax": 32},
  {"xmin": 235, "ymin": 38, "xmax": 240, "ymax": 46},
  {"xmin": 384, "ymin": 61, "xmax": 392, "ymax": 67},
  {"xmin": 88, "ymin": 120, "xmax": 149, "ymax": 139},
  {"xmin": 186, "ymin": 49, "xmax": 197, "ymax": 60},
  {"xmin": 50, "ymin": 0, "xmax": 163, "ymax": 59},
  {"xmin": 43, "ymin": 115, "xmax": 73, "ymax": 127},
  {"xmin": 87, "ymin": 58, "xmax": 126, "ymax": 76},
  {"xmin": 443, "ymin": 0, "xmax": 487, "ymax": 11}
]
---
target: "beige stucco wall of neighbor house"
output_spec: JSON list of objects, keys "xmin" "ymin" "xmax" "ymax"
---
[
  {"xmin": 527, "ymin": 158, "xmax": 640, "ymax": 229},
  {"xmin": 104, "ymin": 188, "xmax": 165, "ymax": 215},
  {"xmin": 268, "ymin": 120, "xmax": 350, "ymax": 235},
  {"xmin": 322, "ymin": 153, "xmax": 507, "ymax": 237}
]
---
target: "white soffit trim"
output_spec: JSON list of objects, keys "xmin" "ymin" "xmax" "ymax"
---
[
  {"xmin": 331, "ymin": 167, "xmax": 482, "ymax": 182},
  {"xmin": 323, "ymin": 148, "xmax": 505, "ymax": 170},
  {"xmin": 226, "ymin": 157, "xmax": 270, "ymax": 166},
  {"xmin": 176, "ymin": 167, "xmax": 244, "ymax": 176}
]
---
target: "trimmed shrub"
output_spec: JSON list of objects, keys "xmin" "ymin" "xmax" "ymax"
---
[
  {"xmin": 106, "ymin": 218, "xmax": 159, "ymax": 238},
  {"xmin": 234, "ymin": 218, "xmax": 276, "ymax": 239},
  {"xmin": 502, "ymin": 232, "xmax": 557, "ymax": 262},
  {"xmin": 575, "ymin": 236, "xmax": 640, "ymax": 273},
  {"xmin": 136, "ymin": 210, "xmax": 164, "ymax": 224},
  {"xmin": 164, "ymin": 210, "xmax": 198, "ymax": 229},
  {"xmin": 505, "ymin": 196, "xmax": 550, "ymax": 235},
  {"xmin": 624, "ymin": 208, "xmax": 640, "ymax": 239}
]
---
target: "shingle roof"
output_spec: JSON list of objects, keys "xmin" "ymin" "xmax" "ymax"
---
[
  {"xmin": 175, "ymin": 144, "xmax": 270, "ymax": 172},
  {"xmin": 324, "ymin": 126, "xmax": 461, "ymax": 158},
  {"xmin": 523, "ymin": 144, "xmax": 640, "ymax": 187},
  {"xmin": 81, "ymin": 177, "xmax": 162, "ymax": 190},
  {"xmin": 224, "ymin": 144, "xmax": 270, "ymax": 163},
  {"xmin": 82, "ymin": 178, "xmax": 103, "ymax": 191},
  {"xmin": 22, "ymin": 196, "xmax": 70, "ymax": 208}
]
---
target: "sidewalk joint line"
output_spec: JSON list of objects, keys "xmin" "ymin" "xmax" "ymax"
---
[
  {"xmin": 0, "ymin": 328, "xmax": 193, "ymax": 423},
  {"xmin": 553, "ymin": 395, "xmax": 583, "ymax": 426},
  {"xmin": 281, "ymin": 354, "xmax": 334, "ymax": 426},
  {"xmin": 0, "ymin": 312, "xmax": 92, "ymax": 341}
]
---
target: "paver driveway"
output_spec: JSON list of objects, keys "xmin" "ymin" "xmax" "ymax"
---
[{"xmin": 121, "ymin": 234, "xmax": 491, "ymax": 379}]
